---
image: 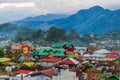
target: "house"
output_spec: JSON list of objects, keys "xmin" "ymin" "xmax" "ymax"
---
[
  {"xmin": 52, "ymin": 42, "xmax": 75, "ymax": 52},
  {"xmin": 106, "ymin": 73, "xmax": 120, "ymax": 80},
  {"xmin": 24, "ymin": 67, "xmax": 76, "ymax": 80},
  {"xmin": 94, "ymin": 49, "xmax": 111, "ymax": 54},
  {"xmin": 41, "ymin": 56, "xmax": 61, "ymax": 66},
  {"xmin": 19, "ymin": 62, "xmax": 37, "ymax": 71},
  {"xmin": 52, "ymin": 43, "xmax": 63, "ymax": 48},
  {"xmin": 32, "ymin": 48, "xmax": 65, "ymax": 59},
  {"xmin": 0, "ymin": 57, "xmax": 11, "ymax": 64},
  {"xmin": 118, "ymin": 53, "xmax": 120, "ymax": 59},
  {"xmin": 57, "ymin": 65, "xmax": 76, "ymax": 80},
  {"xmin": 82, "ymin": 49, "xmax": 112, "ymax": 61},
  {"xmin": 63, "ymin": 42, "xmax": 74, "ymax": 51},
  {"xmin": 24, "ymin": 67, "xmax": 58, "ymax": 80},
  {"xmin": 0, "ymin": 75, "xmax": 9, "ymax": 80},
  {"xmin": 67, "ymin": 53, "xmax": 79, "ymax": 58},
  {"xmin": 86, "ymin": 73, "xmax": 98, "ymax": 80},
  {"xmin": 112, "ymin": 50, "xmax": 120, "ymax": 55},
  {"xmin": 74, "ymin": 47, "xmax": 87, "ymax": 55},
  {"xmin": 59, "ymin": 58, "xmax": 83, "ymax": 69},
  {"xmin": 11, "ymin": 42, "xmax": 34, "ymax": 54},
  {"xmin": 74, "ymin": 47, "xmax": 87, "ymax": 52},
  {"xmin": 105, "ymin": 53, "xmax": 117, "ymax": 61},
  {"xmin": 107, "ymin": 75, "xmax": 119, "ymax": 80},
  {"xmin": 17, "ymin": 54, "xmax": 35, "ymax": 62},
  {"xmin": 10, "ymin": 70, "xmax": 33, "ymax": 80},
  {"xmin": 37, "ymin": 67, "xmax": 58, "ymax": 80},
  {"xmin": 23, "ymin": 61, "xmax": 36, "ymax": 67},
  {"xmin": 11, "ymin": 42, "xmax": 34, "ymax": 60},
  {"xmin": 82, "ymin": 54, "xmax": 106, "ymax": 61},
  {"xmin": 92, "ymin": 61, "xmax": 115, "ymax": 70},
  {"xmin": 13, "ymin": 70, "xmax": 32, "ymax": 75},
  {"xmin": 98, "ymin": 73, "xmax": 120, "ymax": 80},
  {"xmin": 66, "ymin": 51, "xmax": 75, "ymax": 55},
  {"xmin": 107, "ymin": 69, "xmax": 120, "ymax": 74},
  {"xmin": 98, "ymin": 73, "xmax": 112, "ymax": 80},
  {"xmin": 112, "ymin": 50, "xmax": 120, "ymax": 59}
]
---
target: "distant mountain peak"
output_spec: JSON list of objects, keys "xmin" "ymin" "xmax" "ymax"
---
[
  {"xmin": 76, "ymin": 6, "xmax": 104, "ymax": 15},
  {"xmin": 22, "ymin": 14, "xmax": 69, "ymax": 22},
  {"xmin": 89, "ymin": 6, "xmax": 104, "ymax": 11},
  {"xmin": 12, "ymin": 6, "xmax": 120, "ymax": 35},
  {"xmin": 89, "ymin": 6, "xmax": 104, "ymax": 10}
]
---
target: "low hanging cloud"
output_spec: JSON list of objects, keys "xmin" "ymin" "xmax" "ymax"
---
[
  {"xmin": 0, "ymin": 2, "xmax": 35, "ymax": 8},
  {"xmin": 0, "ymin": 0, "xmax": 120, "ymax": 23}
]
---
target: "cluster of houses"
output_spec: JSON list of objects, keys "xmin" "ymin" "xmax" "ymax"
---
[{"xmin": 0, "ymin": 41, "xmax": 120, "ymax": 80}]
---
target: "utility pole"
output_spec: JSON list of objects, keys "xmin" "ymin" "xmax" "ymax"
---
[{"xmin": 21, "ymin": 74, "xmax": 23, "ymax": 80}]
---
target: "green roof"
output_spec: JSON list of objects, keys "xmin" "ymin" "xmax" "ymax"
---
[
  {"xmin": 98, "ymin": 73, "xmax": 113, "ymax": 79},
  {"xmin": 114, "ymin": 73, "xmax": 120, "ymax": 79},
  {"xmin": 98, "ymin": 73, "xmax": 105, "ymax": 79},
  {"xmin": 52, "ymin": 52, "xmax": 64, "ymax": 57},
  {"xmin": 107, "ymin": 76, "xmax": 119, "ymax": 80},
  {"xmin": 0, "ymin": 57, "xmax": 11, "ymax": 63},
  {"xmin": 106, "ymin": 73, "xmax": 113, "ymax": 78},
  {"xmin": 32, "ymin": 48, "xmax": 65, "ymax": 57},
  {"xmin": 98, "ymin": 73, "xmax": 120, "ymax": 79},
  {"xmin": 38, "ymin": 50, "xmax": 50, "ymax": 56},
  {"xmin": 26, "ymin": 42, "xmax": 32, "ymax": 45},
  {"xmin": 52, "ymin": 43, "xmax": 63, "ymax": 48},
  {"xmin": 64, "ymin": 42, "xmax": 73, "ymax": 47}
]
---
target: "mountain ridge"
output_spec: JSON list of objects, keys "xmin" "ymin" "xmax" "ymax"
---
[
  {"xmin": 12, "ymin": 6, "xmax": 120, "ymax": 35},
  {"xmin": 22, "ymin": 14, "xmax": 69, "ymax": 21}
]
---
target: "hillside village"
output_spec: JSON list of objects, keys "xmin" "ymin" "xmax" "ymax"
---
[
  {"xmin": 0, "ymin": 0, "xmax": 120, "ymax": 79},
  {"xmin": 0, "ymin": 41, "xmax": 120, "ymax": 80}
]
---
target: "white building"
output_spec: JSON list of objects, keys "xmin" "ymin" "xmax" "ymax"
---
[{"xmin": 82, "ymin": 49, "xmax": 111, "ymax": 61}]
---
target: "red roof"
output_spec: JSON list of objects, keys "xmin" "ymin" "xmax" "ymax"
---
[
  {"xmin": 21, "ymin": 42, "xmax": 30, "ymax": 47},
  {"xmin": 90, "ymin": 73, "xmax": 98, "ymax": 78},
  {"xmin": 86, "ymin": 73, "xmax": 98, "ymax": 80},
  {"xmin": 16, "ymin": 70, "xmax": 31, "ymax": 74},
  {"xmin": 11, "ymin": 42, "xmax": 31, "ymax": 50},
  {"xmin": 59, "ymin": 58, "xmax": 83, "ymax": 65},
  {"xmin": 41, "ymin": 56, "xmax": 61, "ymax": 62},
  {"xmin": 95, "ymin": 61, "xmax": 114, "ymax": 67},
  {"xmin": 112, "ymin": 50, "xmax": 120, "ymax": 54},
  {"xmin": 30, "ymin": 67, "xmax": 57, "ymax": 77},
  {"xmin": 74, "ymin": 58, "xmax": 84, "ymax": 62},
  {"xmin": 66, "ymin": 51, "xmax": 74, "ymax": 55},
  {"xmin": 59, "ymin": 59, "xmax": 75, "ymax": 65},
  {"xmin": 86, "ymin": 78, "xmax": 93, "ymax": 80},
  {"xmin": 106, "ymin": 53, "xmax": 117, "ymax": 58},
  {"xmin": 107, "ymin": 69, "xmax": 120, "ymax": 74},
  {"xmin": 40, "ymin": 67, "xmax": 57, "ymax": 77}
]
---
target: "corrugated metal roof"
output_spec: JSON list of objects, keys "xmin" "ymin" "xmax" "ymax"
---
[{"xmin": 0, "ymin": 58, "xmax": 11, "ymax": 63}]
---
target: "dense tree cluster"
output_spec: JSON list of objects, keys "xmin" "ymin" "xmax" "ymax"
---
[
  {"xmin": 14, "ymin": 27, "xmax": 83, "ymax": 46},
  {"xmin": 0, "ymin": 48, "xmax": 4, "ymax": 57},
  {"xmin": 4, "ymin": 26, "xmax": 120, "ymax": 46}
]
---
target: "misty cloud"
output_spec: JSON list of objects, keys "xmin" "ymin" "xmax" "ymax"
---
[{"xmin": 0, "ymin": 0, "xmax": 120, "ymax": 23}]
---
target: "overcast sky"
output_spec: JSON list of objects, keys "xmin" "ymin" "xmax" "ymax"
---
[{"xmin": 0, "ymin": 0, "xmax": 120, "ymax": 23}]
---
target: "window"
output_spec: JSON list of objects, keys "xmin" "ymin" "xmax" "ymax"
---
[
  {"xmin": 44, "ymin": 77, "xmax": 49, "ymax": 80},
  {"xmin": 36, "ymin": 77, "xmax": 41, "ymax": 80}
]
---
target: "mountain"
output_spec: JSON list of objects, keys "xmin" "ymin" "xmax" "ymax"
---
[
  {"xmin": 22, "ymin": 14, "xmax": 69, "ymax": 21},
  {"xmin": 13, "ymin": 6, "xmax": 120, "ymax": 35},
  {"xmin": 49, "ymin": 6, "xmax": 120, "ymax": 35},
  {"xmin": 13, "ymin": 14, "xmax": 69, "ymax": 30}
]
